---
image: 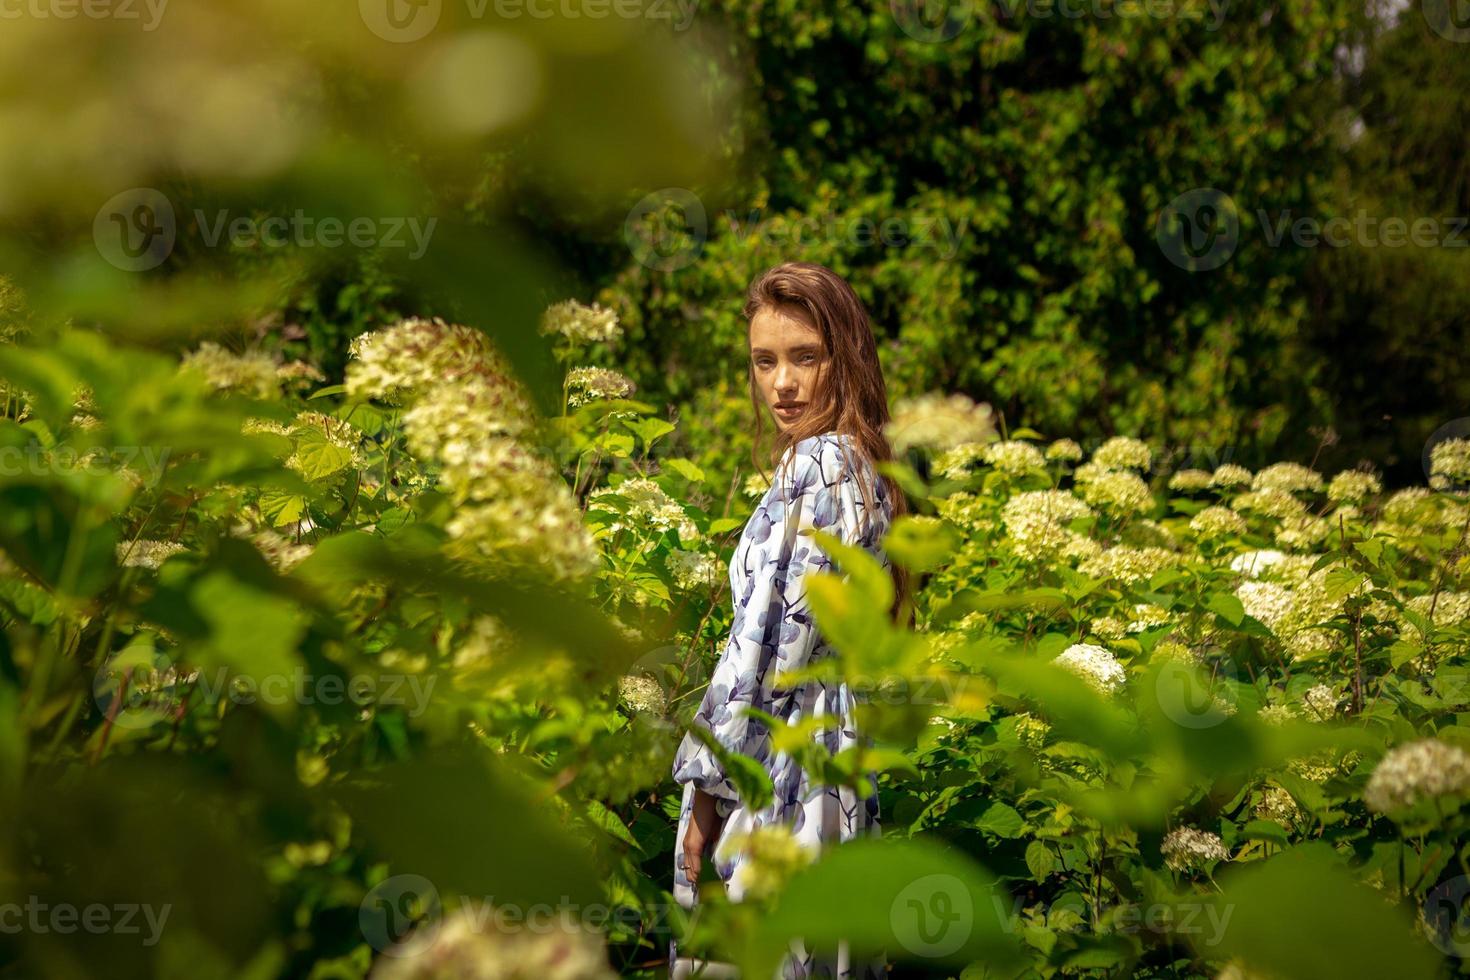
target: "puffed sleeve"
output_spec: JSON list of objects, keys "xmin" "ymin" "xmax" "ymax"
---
[{"xmin": 671, "ymin": 435, "xmax": 878, "ymax": 813}]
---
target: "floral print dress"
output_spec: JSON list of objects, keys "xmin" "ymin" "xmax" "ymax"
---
[{"xmin": 669, "ymin": 431, "xmax": 892, "ymax": 979}]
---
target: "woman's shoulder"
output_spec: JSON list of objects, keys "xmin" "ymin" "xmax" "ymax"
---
[{"xmin": 780, "ymin": 431, "xmax": 873, "ymax": 488}]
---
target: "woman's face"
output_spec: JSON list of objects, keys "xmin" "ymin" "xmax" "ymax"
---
[{"xmin": 749, "ymin": 305, "xmax": 828, "ymax": 432}]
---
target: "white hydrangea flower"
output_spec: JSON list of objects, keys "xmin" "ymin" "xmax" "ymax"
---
[
  {"xmin": 1078, "ymin": 545, "xmax": 1180, "ymax": 586},
  {"xmin": 1257, "ymin": 703, "xmax": 1296, "ymax": 727},
  {"xmin": 116, "ymin": 539, "xmax": 188, "ymax": 570},
  {"xmin": 1076, "ymin": 469, "xmax": 1152, "ymax": 517},
  {"xmin": 1054, "ymin": 643, "xmax": 1127, "ymax": 696},
  {"xmin": 1236, "ymin": 580, "xmax": 1293, "ymax": 632},
  {"xmin": 1045, "ymin": 438, "xmax": 1082, "ymax": 462},
  {"xmin": 1125, "ymin": 603, "xmax": 1173, "ymax": 633},
  {"xmin": 982, "ymin": 440, "xmax": 1047, "ymax": 476},
  {"xmin": 1190, "ymin": 505, "xmax": 1247, "ymax": 539},
  {"xmin": 1168, "ymin": 469, "xmax": 1214, "ymax": 492},
  {"xmin": 1161, "ymin": 827, "xmax": 1229, "ymax": 872},
  {"xmin": 885, "ymin": 392, "xmax": 996, "ymax": 455},
  {"xmin": 618, "ymin": 674, "xmax": 667, "ymax": 715},
  {"xmin": 1210, "ymin": 464, "xmax": 1253, "ymax": 487},
  {"xmin": 1275, "ymin": 512, "xmax": 1331, "ymax": 551},
  {"xmin": 587, "ymin": 478, "xmax": 699, "ymax": 543},
  {"xmin": 1091, "ymin": 436, "xmax": 1152, "ymax": 471},
  {"xmin": 742, "ymin": 471, "xmax": 772, "ymax": 499},
  {"xmin": 565, "ymin": 367, "xmax": 635, "ymax": 407},
  {"xmin": 180, "ymin": 341, "xmax": 280, "ymax": 399},
  {"xmin": 1327, "ymin": 470, "xmax": 1381, "ymax": 504},
  {"xmin": 369, "ymin": 903, "xmax": 618, "ymax": 980},
  {"xmin": 1300, "ymin": 684, "xmax": 1341, "ymax": 721},
  {"xmin": 1363, "ymin": 739, "xmax": 1470, "ymax": 818},
  {"xmin": 1430, "ymin": 438, "xmax": 1470, "ymax": 486},
  {"xmin": 1088, "ymin": 616, "xmax": 1128, "ymax": 641},
  {"xmin": 1000, "ymin": 490, "xmax": 1095, "ymax": 561},
  {"xmin": 1251, "ymin": 462, "xmax": 1324, "ymax": 494},
  {"xmin": 1229, "ymin": 487, "xmax": 1308, "ymax": 520},
  {"xmin": 539, "ymin": 299, "xmax": 622, "ymax": 346},
  {"xmin": 933, "ymin": 441, "xmax": 988, "ymax": 480},
  {"xmin": 667, "ymin": 548, "xmax": 720, "ymax": 592}
]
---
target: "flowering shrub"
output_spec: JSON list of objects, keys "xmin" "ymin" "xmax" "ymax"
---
[{"xmin": 0, "ymin": 311, "xmax": 1468, "ymax": 979}]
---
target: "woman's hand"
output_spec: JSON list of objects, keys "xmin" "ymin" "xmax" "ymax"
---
[{"xmin": 682, "ymin": 788, "xmax": 724, "ymax": 887}]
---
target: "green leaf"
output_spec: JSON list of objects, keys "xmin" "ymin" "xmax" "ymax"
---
[
  {"xmin": 974, "ymin": 801, "xmax": 1025, "ymax": 838},
  {"xmin": 288, "ymin": 427, "xmax": 356, "ymax": 481},
  {"xmin": 662, "ymin": 457, "xmax": 705, "ymax": 483},
  {"xmin": 1025, "ymin": 840, "xmax": 1057, "ymax": 881},
  {"xmin": 1205, "ymin": 592, "xmax": 1245, "ymax": 626},
  {"xmin": 1204, "ymin": 843, "xmax": 1440, "ymax": 979},
  {"xmin": 883, "ymin": 514, "xmax": 958, "ymax": 573},
  {"xmin": 257, "ymin": 489, "xmax": 308, "ymax": 527}
]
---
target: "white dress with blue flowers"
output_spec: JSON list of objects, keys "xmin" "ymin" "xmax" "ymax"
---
[{"xmin": 669, "ymin": 431, "xmax": 892, "ymax": 979}]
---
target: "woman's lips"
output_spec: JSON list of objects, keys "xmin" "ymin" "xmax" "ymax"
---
[{"xmin": 775, "ymin": 404, "xmax": 805, "ymax": 418}]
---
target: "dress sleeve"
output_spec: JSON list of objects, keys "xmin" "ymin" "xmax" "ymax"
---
[{"xmin": 670, "ymin": 436, "xmax": 878, "ymax": 813}]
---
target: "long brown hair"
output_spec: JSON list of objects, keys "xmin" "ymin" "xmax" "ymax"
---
[{"xmin": 742, "ymin": 261, "xmax": 914, "ymax": 627}]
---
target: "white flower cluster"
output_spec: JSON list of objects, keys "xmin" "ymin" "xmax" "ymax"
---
[
  {"xmin": 715, "ymin": 824, "xmax": 817, "ymax": 903},
  {"xmin": 369, "ymin": 903, "xmax": 618, "ymax": 980},
  {"xmin": 1190, "ymin": 505, "xmax": 1247, "ymax": 540},
  {"xmin": 1251, "ymin": 462, "xmax": 1324, "ymax": 494},
  {"xmin": 180, "ymin": 341, "xmax": 281, "ymax": 399},
  {"xmin": 1054, "ymin": 642, "xmax": 1127, "ymax": 696},
  {"xmin": 742, "ymin": 471, "xmax": 772, "ymax": 499},
  {"xmin": 587, "ymin": 477, "xmax": 699, "ymax": 543},
  {"xmin": 1229, "ymin": 487, "xmax": 1308, "ymax": 521},
  {"xmin": 982, "ymin": 440, "xmax": 1047, "ymax": 476},
  {"xmin": 1300, "ymin": 683, "xmax": 1341, "ymax": 721},
  {"xmin": 1078, "ymin": 545, "xmax": 1180, "ymax": 586},
  {"xmin": 539, "ymin": 299, "xmax": 622, "ymax": 346},
  {"xmin": 1000, "ymin": 490, "xmax": 1096, "ymax": 562},
  {"xmin": 1430, "ymin": 438, "xmax": 1470, "ymax": 487},
  {"xmin": 1168, "ymin": 469, "xmax": 1214, "ymax": 492},
  {"xmin": 1363, "ymin": 738, "xmax": 1470, "ymax": 818},
  {"xmin": 618, "ymin": 674, "xmax": 667, "ymax": 715},
  {"xmin": 885, "ymin": 392, "xmax": 996, "ymax": 455},
  {"xmin": 1398, "ymin": 591, "xmax": 1470, "ymax": 642},
  {"xmin": 933, "ymin": 442, "xmax": 987, "ymax": 480},
  {"xmin": 1160, "ymin": 827, "xmax": 1229, "ymax": 872},
  {"xmin": 116, "ymin": 539, "xmax": 188, "ymax": 570},
  {"xmin": 1327, "ymin": 469, "xmax": 1381, "ymax": 504},
  {"xmin": 565, "ymin": 366, "xmax": 635, "ymax": 408},
  {"xmin": 1257, "ymin": 703, "xmax": 1296, "ymax": 727},
  {"xmin": 1074, "ymin": 466, "xmax": 1152, "ymax": 518},
  {"xmin": 1210, "ymin": 464, "xmax": 1253, "ymax": 487},
  {"xmin": 1045, "ymin": 438, "xmax": 1083, "ymax": 462},
  {"xmin": 350, "ymin": 316, "xmax": 598, "ymax": 582},
  {"xmin": 1235, "ymin": 580, "xmax": 1293, "ymax": 633},
  {"xmin": 1091, "ymin": 436, "xmax": 1152, "ymax": 471},
  {"xmin": 666, "ymin": 548, "xmax": 720, "ymax": 592},
  {"xmin": 230, "ymin": 524, "xmax": 314, "ymax": 573}
]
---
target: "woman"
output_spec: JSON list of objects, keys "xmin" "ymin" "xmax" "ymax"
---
[{"xmin": 669, "ymin": 262, "xmax": 912, "ymax": 979}]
